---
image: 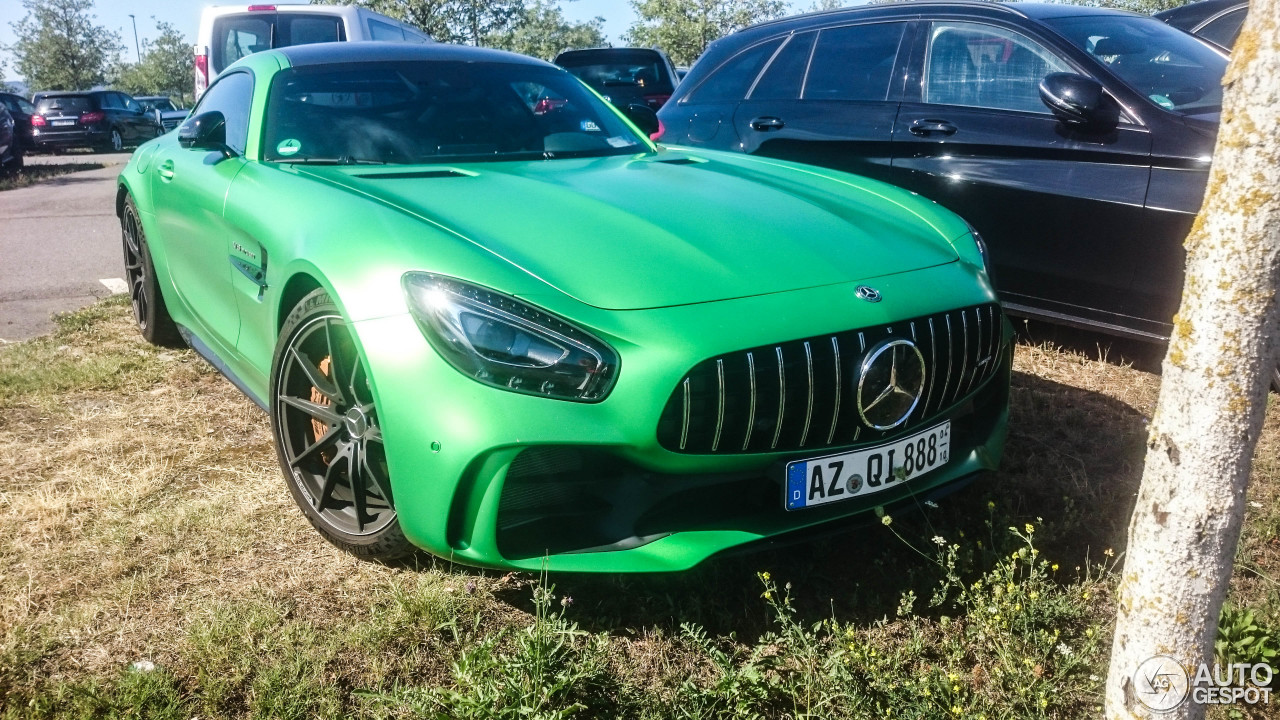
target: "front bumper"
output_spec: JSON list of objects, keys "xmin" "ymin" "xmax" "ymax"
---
[{"xmin": 352, "ymin": 265, "xmax": 1012, "ymax": 572}]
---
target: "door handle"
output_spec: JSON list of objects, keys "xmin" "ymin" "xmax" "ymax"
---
[
  {"xmin": 749, "ymin": 116, "xmax": 785, "ymax": 132},
  {"xmin": 909, "ymin": 119, "xmax": 958, "ymax": 137},
  {"xmin": 157, "ymin": 159, "xmax": 174, "ymax": 182}
]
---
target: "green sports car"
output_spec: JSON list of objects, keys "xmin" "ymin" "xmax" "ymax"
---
[{"xmin": 116, "ymin": 42, "xmax": 1011, "ymax": 572}]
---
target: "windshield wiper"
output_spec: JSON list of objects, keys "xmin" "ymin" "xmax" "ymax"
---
[{"xmin": 281, "ymin": 156, "xmax": 388, "ymax": 165}]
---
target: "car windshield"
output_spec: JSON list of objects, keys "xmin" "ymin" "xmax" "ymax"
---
[
  {"xmin": 263, "ymin": 61, "xmax": 649, "ymax": 164},
  {"xmin": 1044, "ymin": 15, "xmax": 1228, "ymax": 114},
  {"xmin": 139, "ymin": 98, "xmax": 178, "ymax": 112},
  {"xmin": 557, "ymin": 50, "xmax": 676, "ymax": 96}
]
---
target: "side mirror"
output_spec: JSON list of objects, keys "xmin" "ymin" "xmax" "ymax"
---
[
  {"xmin": 178, "ymin": 111, "xmax": 230, "ymax": 153},
  {"xmin": 1039, "ymin": 73, "xmax": 1120, "ymax": 130},
  {"xmin": 622, "ymin": 103, "xmax": 660, "ymax": 138}
]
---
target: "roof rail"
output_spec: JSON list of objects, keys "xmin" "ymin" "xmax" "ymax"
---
[{"xmin": 749, "ymin": 0, "xmax": 1027, "ymax": 31}]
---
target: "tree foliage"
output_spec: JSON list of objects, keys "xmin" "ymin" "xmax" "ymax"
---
[
  {"xmin": 624, "ymin": 0, "xmax": 788, "ymax": 65},
  {"xmin": 113, "ymin": 21, "xmax": 195, "ymax": 107},
  {"xmin": 345, "ymin": 0, "xmax": 527, "ymax": 45},
  {"xmin": 486, "ymin": 1, "xmax": 606, "ymax": 60},
  {"xmin": 8, "ymin": 0, "xmax": 122, "ymax": 91},
  {"xmin": 1055, "ymin": 0, "xmax": 1192, "ymax": 15}
]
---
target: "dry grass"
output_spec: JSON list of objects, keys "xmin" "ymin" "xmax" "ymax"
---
[
  {"xmin": 0, "ymin": 163, "xmax": 106, "ymax": 191},
  {"xmin": 0, "ymin": 298, "xmax": 1276, "ymax": 718}
]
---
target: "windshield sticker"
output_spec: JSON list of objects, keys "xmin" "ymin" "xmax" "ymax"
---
[
  {"xmin": 277, "ymin": 138, "xmax": 302, "ymax": 156},
  {"xmin": 580, "ymin": 120, "xmax": 601, "ymax": 132},
  {"xmin": 1149, "ymin": 94, "xmax": 1175, "ymax": 109},
  {"xmin": 606, "ymin": 136, "xmax": 636, "ymax": 148}
]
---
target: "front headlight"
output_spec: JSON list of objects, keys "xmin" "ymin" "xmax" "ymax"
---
[
  {"xmin": 402, "ymin": 272, "xmax": 619, "ymax": 402},
  {"xmin": 966, "ymin": 222, "xmax": 993, "ymax": 281}
]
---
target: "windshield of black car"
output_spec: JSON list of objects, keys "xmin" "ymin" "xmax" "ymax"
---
[
  {"xmin": 263, "ymin": 61, "xmax": 648, "ymax": 164},
  {"xmin": 139, "ymin": 98, "xmax": 178, "ymax": 112},
  {"xmin": 1044, "ymin": 15, "xmax": 1228, "ymax": 114},
  {"xmin": 557, "ymin": 51, "xmax": 676, "ymax": 96}
]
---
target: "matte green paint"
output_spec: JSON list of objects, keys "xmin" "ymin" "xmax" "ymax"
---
[{"xmin": 119, "ymin": 48, "xmax": 1010, "ymax": 572}]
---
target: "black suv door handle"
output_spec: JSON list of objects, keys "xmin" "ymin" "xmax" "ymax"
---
[
  {"xmin": 749, "ymin": 116, "xmax": 785, "ymax": 132},
  {"xmin": 909, "ymin": 119, "xmax": 958, "ymax": 136}
]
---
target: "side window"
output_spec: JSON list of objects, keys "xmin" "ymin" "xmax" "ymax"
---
[
  {"xmin": 803, "ymin": 22, "xmax": 906, "ymax": 101},
  {"xmin": 749, "ymin": 32, "xmax": 815, "ymax": 100},
  {"xmin": 924, "ymin": 22, "xmax": 1070, "ymax": 114},
  {"xmin": 122, "ymin": 95, "xmax": 144, "ymax": 113},
  {"xmin": 368, "ymin": 19, "xmax": 405, "ymax": 41},
  {"xmin": 687, "ymin": 38, "xmax": 783, "ymax": 104},
  {"xmin": 403, "ymin": 28, "xmax": 431, "ymax": 44},
  {"xmin": 17, "ymin": 97, "xmax": 36, "ymax": 114},
  {"xmin": 192, "ymin": 71, "xmax": 254, "ymax": 155},
  {"xmin": 1198, "ymin": 8, "xmax": 1246, "ymax": 48},
  {"xmin": 214, "ymin": 17, "xmax": 271, "ymax": 73},
  {"xmin": 100, "ymin": 93, "xmax": 122, "ymax": 110}
]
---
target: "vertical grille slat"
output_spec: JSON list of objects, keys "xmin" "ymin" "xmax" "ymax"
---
[{"xmin": 657, "ymin": 303, "xmax": 1004, "ymax": 454}]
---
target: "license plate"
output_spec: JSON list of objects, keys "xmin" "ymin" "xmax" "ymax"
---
[
  {"xmin": 51, "ymin": 119, "xmax": 75, "ymax": 126},
  {"xmin": 785, "ymin": 422, "xmax": 950, "ymax": 510}
]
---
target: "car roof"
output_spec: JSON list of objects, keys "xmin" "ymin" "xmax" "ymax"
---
[
  {"xmin": 276, "ymin": 41, "xmax": 549, "ymax": 68},
  {"xmin": 741, "ymin": 1, "xmax": 1143, "ymax": 37},
  {"xmin": 1154, "ymin": 0, "xmax": 1247, "ymax": 26}
]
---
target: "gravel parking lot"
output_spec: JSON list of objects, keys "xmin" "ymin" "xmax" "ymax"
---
[{"xmin": 0, "ymin": 151, "xmax": 132, "ymax": 342}]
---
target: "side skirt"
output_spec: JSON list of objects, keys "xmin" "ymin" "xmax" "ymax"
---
[{"xmin": 177, "ymin": 324, "xmax": 269, "ymax": 412}]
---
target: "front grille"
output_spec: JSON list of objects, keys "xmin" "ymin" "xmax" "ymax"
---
[{"xmin": 657, "ymin": 303, "xmax": 1005, "ymax": 454}]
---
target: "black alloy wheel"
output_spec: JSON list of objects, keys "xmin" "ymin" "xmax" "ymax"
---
[
  {"xmin": 110, "ymin": 127, "xmax": 124, "ymax": 152},
  {"xmin": 271, "ymin": 289, "xmax": 411, "ymax": 560},
  {"xmin": 120, "ymin": 196, "xmax": 181, "ymax": 346}
]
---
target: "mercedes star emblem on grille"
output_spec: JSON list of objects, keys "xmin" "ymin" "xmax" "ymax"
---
[
  {"xmin": 855, "ymin": 285, "xmax": 882, "ymax": 303},
  {"xmin": 857, "ymin": 338, "xmax": 926, "ymax": 430}
]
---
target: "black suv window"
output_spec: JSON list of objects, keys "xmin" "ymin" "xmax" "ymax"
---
[
  {"xmin": 924, "ymin": 22, "xmax": 1070, "ymax": 114},
  {"xmin": 1198, "ymin": 7, "xmax": 1246, "ymax": 47},
  {"xmin": 100, "ymin": 93, "xmax": 123, "ymax": 110},
  {"xmin": 35, "ymin": 96, "xmax": 93, "ymax": 114},
  {"xmin": 804, "ymin": 22, "xmax": 906, "ymax": 101},
  {"xmin": 687, "ymin": 38, "xmax": 783, "ymax": 104},
  {"xmin": 192, "ymin": 71, "xmax": 254, "ymax": 155},
  {"xmin": 749, "ymin": 32, "xmax": 815, "ymax": 100}
]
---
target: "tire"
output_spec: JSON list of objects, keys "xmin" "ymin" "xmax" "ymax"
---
[
  {"xmin": 270, "ymin": 289, "xmax": 411, "ymax": 561},
  {"xmin": 120, "ymin": 196, "xmax": 182, "ymax": 347},
  {"xmin": 109, "ymin": 127, "xmax": 124, "ymax": 152}
]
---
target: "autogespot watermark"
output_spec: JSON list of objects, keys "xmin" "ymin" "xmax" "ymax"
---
[{"xmin": 1133, "ymin": 655, "xmax": 1274, "ymax": 713}]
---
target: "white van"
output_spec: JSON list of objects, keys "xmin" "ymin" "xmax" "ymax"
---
[{"xmin": 194, "ymin": 4, "xmax": 432, "ymax": 99}]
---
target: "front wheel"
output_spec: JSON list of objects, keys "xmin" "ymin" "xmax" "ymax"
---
[
  {"xmin": 270, "ymin": 289, "xmax": 411, "ymax": 561},
  {"xmin": 107, "ymin": 128, "xmax": 124, "ymax": 152}
]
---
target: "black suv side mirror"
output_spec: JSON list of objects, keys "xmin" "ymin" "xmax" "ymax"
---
[
  {"xmin": 178, "ymin": 111, "xmax": 231, "ymax": 153},
  {"xmin": 1038, "ymin": 73, "xmax": 1120, "ymax": 130},
  {"xmin": 623, "ymin": 103, "xmax": 660, "ymax": 138}
]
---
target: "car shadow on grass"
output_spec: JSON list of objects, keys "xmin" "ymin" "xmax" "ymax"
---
[{"xmin": 488, "ymin": 369, "xmax": 1150, "ymax": 640}]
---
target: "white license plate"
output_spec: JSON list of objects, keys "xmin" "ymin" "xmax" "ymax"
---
[
  {"xmin": 51, "ymin": 119, "xmax": 76, "ymax": 126},
  {"xmin": 785, "ymin": 421, "xmax": 950, "ymax": 510}
]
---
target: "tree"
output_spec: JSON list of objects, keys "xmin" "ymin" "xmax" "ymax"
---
[
  {"xmin": 486, "ymin": 0, "xmax": 606, "ymax": 60},
  {"xmin": 345, "ymin": 0, "xmax": 527, "ymax": 45},
  {"xmin": 1105, "ymin": 2, "xmax": 1280, "ymax": 718},
  {"xmin": 113, "ymin": 21, "xmax": 194, "ymax": 106},
  {"xmin": 624, "ymin": 0, "xmax": 788, "ymax": 66},
  {"xmin": 1057, "ymin": 0, "xmax": 1192, "ymax": 15},
  {"xmin": 7, "ymin": 0, "xmax": 122, "ymax": 91}
]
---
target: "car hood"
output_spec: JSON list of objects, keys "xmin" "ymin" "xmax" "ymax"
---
[{"xmin": 298, "ymin": 151, "xmax": 961, "ymax": 311}]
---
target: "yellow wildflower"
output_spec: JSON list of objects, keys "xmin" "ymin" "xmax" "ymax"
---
[
  {"xmin": 882, "ymin": 515, "xmax": 893, "ymax": 527},
  {"xmin": 762, "ymin": 571, "xmax": 771, "ymax": 581},
  {"xmin": 1025, "ymin": 523, "xmax": 1035, "ymax": 534},
  {"xmin": 1051, "ymin": 563, "xmax": 1059, "ymax": 572}
]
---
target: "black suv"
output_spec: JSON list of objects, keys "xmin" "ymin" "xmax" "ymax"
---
[
  {"xmin": 1156, "ymin": 0, "xmax": 1248, "ymax": 50},
  {"xmin": 659, "ymin": 2, "xmax": 1225, "ymax": 352},
  {"xmin": 31, "ymin": 90, "xmax": 163, "ymax": 152},
  {"xmin": 554, "ymin": 48, "xmax": 680, "ymax": 112}
]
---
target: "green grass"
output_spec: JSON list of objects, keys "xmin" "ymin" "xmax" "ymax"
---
[{"xmin": 0, "ymin": 300, "xmax": 1276, "ymax": 719}]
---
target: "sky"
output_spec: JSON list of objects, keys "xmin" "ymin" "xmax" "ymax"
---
[{"xmin": 0, "ymin": 0, "xmax": 817, "ymax": 85}]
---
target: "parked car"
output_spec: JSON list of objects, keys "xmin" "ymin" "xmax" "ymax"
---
[
  {"xmin": 135, "ymin": 96, "xmax": 188, "ymax": 132},
  {"xmin": 1155, "ymin": 0, "xmax": 1248, "ymax": 49},
  {"xmin": 195, "ymin": 4, "xmax": 433, "ymax": 100},
  {"xmin": 0, "ymin": 91, "xmax": 37, "ymax": 152},
  {"xmin": 118, "ymin": 42, "xmax": 1011, "ymax": 571},
  {"xmin": 0, "ymin": 105, "xmax": 20, "ymax": 174},
  {"xmin": 658, "ymin": 2, "xmax": 1240, "ymax": 379},
  {"xmin": 31, "ymin": 90, "xmax": 164, "ymax": 152},
  {"xmin": 554, "ymin": 47, "xmax": 680, "ymax": 111}
]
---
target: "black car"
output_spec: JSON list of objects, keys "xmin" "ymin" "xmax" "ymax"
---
[
  {"xmin": 554, "ymin": 48, "xmax": 680, "ymax": 112},
  {"xmin": 134, "ymin": 96, "xmax": 189, "ymax": 132},
  {"xmin": 0, "ymin": 105, "xmax": 20, "ymax": 174},
  {"xmin": 1155, "ymin": 0, "xmax": 1248, "ymax": 49},
  {"xmin": 0, "ymin": 92, "xmax": 37, "ymax": 153},
  {"xmin": 30, "ymin": 90, "xmax": 164, "ymax": 153},
  {"xmin": 659, "ymin": 1, "xmax": 1226, "ymax": 355}
]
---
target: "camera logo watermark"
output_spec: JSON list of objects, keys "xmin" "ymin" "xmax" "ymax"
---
[{"xmin": 1134, "ymin": 656, "xmax": 1273, "ymax": 713}]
